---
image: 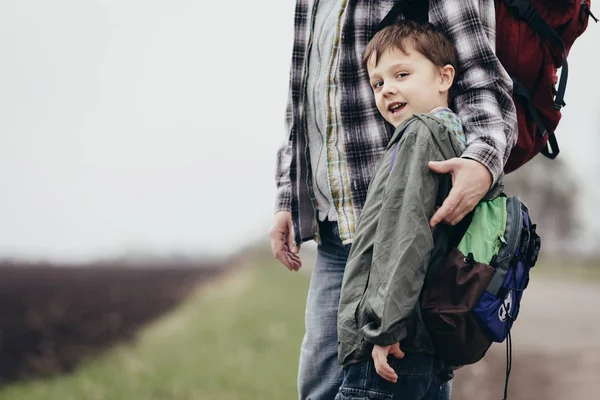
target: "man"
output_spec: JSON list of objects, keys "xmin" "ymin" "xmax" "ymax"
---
[{"xmin": 269, "ymin": 1, "xmax": 517, "ymax": 399}]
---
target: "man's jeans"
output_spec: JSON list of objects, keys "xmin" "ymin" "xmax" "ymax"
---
[
  {"xmin": 297, "ymin": 220, "xmax": 452, "ymax": 400},
  {"xmin": 335, "ymin": 353, "xmax": 442, "ymax": 400},
  {"xmin": 297, "ymin": 221, "xmax": 349, "ymax": 400}
]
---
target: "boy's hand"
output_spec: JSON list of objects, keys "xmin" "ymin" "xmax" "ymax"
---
[
  {"xmin": 372, "ymin": 342, "xmax": 405, "ymax": 383},
  {"xmin": 269, "ymin": 211, "xmax": 302, "ymax": 271},
  {"xmin": 428, "ymin": 158, "xmax": 492, "ymax": 227}
]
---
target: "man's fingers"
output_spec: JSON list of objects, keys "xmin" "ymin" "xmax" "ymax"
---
[
  {"xmin": 287, "ymin": 252, "xmax": 301, "ymax": 271},
  {"xmin": 429, "ymin": 159, "xmax": 459, "ymax": 175},
  {"xmin": 290, "ymin": 243, "xmax": 301, "ymax": 254},
  {"xmin": 274, "ymin": 250, "xmax": 294, "ymax": 271},
  {"xmin": 446, "ymin": 189, "xmax": 479, "ymax": 226},
  {"xmin": 429, "ymin": 157, "xmax": 461, "ymax": 227},
  {"xmin": 284, "ymin": 218, "xmax": 302, "ymax": 268},
  {"xmin": 429, "ymin": 158, "xmax": 492, "ymax": 227},
  {"xmin": 269, "ymin": 212, "xmax": 302, "ymax": 270},
  {"xmin": 429, "ymin": 208, "xmax": 445, "ymax": 228},
  {"xmin": 276, "ymin": 247, "xmax": 303, "ymax": 271},
  {"xmin": 430, "ymin": 189, "xmax": 461, "ymax": 227},
  {"xmin": 286, "ymin": 218, "xmax": 298, "ymax": 254},
  {"xmin": 285, "ymin": 219, "xmax": 302, "ymax": 268},
  {"xmin": 450, "ymin": 207, "xmax": 471, "ymax": 226},
  {"xmin": 270, "ymin": 231, "xmax": 286, "ymax": 258},
  {"xmin": 448, "ymin": 190, "xmax": 480, "ymax": 226}
]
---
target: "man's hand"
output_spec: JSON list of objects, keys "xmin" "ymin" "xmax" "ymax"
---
[
  {"xmin": 428, "ymin": 158, "xmax": 493, "ymax": 227},
  {"xmin": 269, "ymin": 211, "xmax": 302, "ymax": 271},
  {"xmin": 372, "ymin": 343, "xmax": 405, "ymax": 383}
]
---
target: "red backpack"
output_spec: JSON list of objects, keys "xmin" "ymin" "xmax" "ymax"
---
[
  {"xmin": 378, "ymin": 0, "xmax": 597, "ymax": 173},
  {"xmin": 498, "ymin": 0, "xmax": 595, "ymax": 173}
]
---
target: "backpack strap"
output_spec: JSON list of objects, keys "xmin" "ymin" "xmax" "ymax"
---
[
  {"xmin": 511, "ymin": 77, "xmax": 560, "ymax": 158},
  {"xmin": 581, "ymin": 2, "xmax": 599, "ymax": 24},
  {"xmin": 376, "ymin": 0, "xmax": 430, "ymax": 33},
  {"xmin": 511, "ymin": 77, "xmax": 548, "ymax": 139},
  {"xmin": 502, "ymin": 0, "xmax": 569, "ymax": 110},
  {"xmin": 541, "ymin": 131, "xmax": 560, "ymax": 159}
]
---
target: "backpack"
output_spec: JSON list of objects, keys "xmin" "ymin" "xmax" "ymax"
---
[
  {"xmin": 498, "ymin": 0, "xmax": 596, "ymax": 172},
  {"xmin": 378, "ymin": 0, "xmax": 596, "ymax": 173},
  {"xmin": 419, "ymin": 194, "xmax": 541, "ymax": 399},
  {"xmin": 420, "ymin": 195, "xmax": 540, "ymax": 364}
]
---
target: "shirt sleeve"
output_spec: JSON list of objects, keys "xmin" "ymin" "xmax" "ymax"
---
[
  {"xmin": 274, "ymin": 91, "xmax": 293, "ymax": 213},
  {"xmin": 360, "ymin": 131, "xmax": 439, "ymax": 346},
  {"xmin": 431, "ymin": 0, "xmax": 518, "ymax": 184}
]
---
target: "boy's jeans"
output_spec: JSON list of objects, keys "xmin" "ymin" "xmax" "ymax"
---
[
  {"xmin": 335, "ymin": 353, "xmax": 442, "ymax": 400},
  {"xmin": 297, "ymin": 220, "xmax": 452, "ymax": 400}
]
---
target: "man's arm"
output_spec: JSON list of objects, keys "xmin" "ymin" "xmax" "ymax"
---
[
  {"xmin": 435, "ymin": 0, "xmax": 517, "ymax": 180},
  {"xmin": 360, "ymin": 132, "xmax": 439, "ymax": 345},
  {"xmin": 429, "ymin": 0, "xmax": 517, "ymax": 226},
  {"xmin": 270, "ymin": 92, "xmax": 301, "ymax": 271}
]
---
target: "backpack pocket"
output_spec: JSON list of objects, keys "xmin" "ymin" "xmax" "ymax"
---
[
  {"xmin": 421, "ymin": 195, "xmax": 540, "ymax": 366},
  {"xmin": 473, "ymin": 202, "xmax": 539, "ymax": 342},
  {"xmin": 421, "ymin": 247, "xmax": 495, "ymax": 366},
  {"xmin": 472, "ymin": 261, "xmax": 529, "ymax": 342}
]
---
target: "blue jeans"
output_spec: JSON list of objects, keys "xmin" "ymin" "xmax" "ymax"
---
[
  {"xmin": 298, "ymin": 221, "xmax": 349, "ymax": 400},
  {"xmin": 335, "ymin": 353, "xmax": 442, "ymax": 400},
  {"xmin": 297, "ymin": 221, "xmax": 452, "ymax": 400}
]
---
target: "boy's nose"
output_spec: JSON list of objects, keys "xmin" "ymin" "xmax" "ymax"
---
[{"xmin": 383, "ymin": 82, "xmax": 397, "ymax": 95}]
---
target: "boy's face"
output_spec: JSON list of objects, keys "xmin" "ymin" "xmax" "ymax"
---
[{"xmin": 367, "ymin": 44, "xmax": 454, "ymax": 128}]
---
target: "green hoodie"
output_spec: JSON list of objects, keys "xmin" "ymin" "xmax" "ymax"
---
[{"xmin": 337, "ymin": 111, "xmax": 465, "ymax": 367}]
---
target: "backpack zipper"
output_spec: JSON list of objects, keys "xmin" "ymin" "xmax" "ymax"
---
[
  {"xmin": 493, "ymin": 197, "xmax": 522, "ymax": 269},
  {"xmin": 487, "ymin": 197, "xmax": 523, "ymax": 296},
  {"xmin": 581, "ymin": 1, "xmax": 599, "ymax": 23}
]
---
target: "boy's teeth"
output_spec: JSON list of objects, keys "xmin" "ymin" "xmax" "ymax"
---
[{"xmin": 390, "ymin": 103, "xmax": 404, "ymax": 112}]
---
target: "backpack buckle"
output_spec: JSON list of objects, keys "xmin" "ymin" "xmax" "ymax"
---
[
  {"xmin": 504, "ymin": 0, "xmax": 537, "ymax": 23},
  {"xmin": 529, "ymin": 234, "xmax": 541, "ymax": 266},
  {"xmin": 527, "ymin": 225, "xmax": 541, "ymax": 266},
  {"xmin": 519, "ymin": 229, "xmax": 530, "ymax": 258}
]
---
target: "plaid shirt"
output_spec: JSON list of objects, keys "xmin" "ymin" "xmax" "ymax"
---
[{"xmin": 275, "ymin": 0, "xmax": 517, "ymax": 245}]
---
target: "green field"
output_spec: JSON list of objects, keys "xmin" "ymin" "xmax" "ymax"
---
[
  {"xmin": 1, "ymin": 252, "xmax": 597, "ymax": 400},
  {"xmin": 0, "ymin": 261, "xmax": 309, "ymax": 400}
]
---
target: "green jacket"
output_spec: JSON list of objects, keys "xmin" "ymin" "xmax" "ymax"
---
[{"xmin": 337, "ymin": 112, "xmax": 465, "ymax": 367}]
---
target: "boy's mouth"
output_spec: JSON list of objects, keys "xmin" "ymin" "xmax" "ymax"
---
[{"xmin": 388, "ymin": 102, "xmax": 406, "ymax": 114}]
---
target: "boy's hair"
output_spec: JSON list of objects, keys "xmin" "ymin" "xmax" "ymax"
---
[{"xmin": 363, "ymin": 21, "xmax": 458, "ymax": 77}]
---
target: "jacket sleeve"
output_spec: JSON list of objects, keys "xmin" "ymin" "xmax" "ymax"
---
[
  {"xmin": 360, "ymin": 130, "xmax": 439, "ymax": 346},
  {"xmin": 432, "ymin": 0, "xmax": 518, "ymax": 184},
  {"xmin": 274, "ymin": 91, "xmax": 293, "ymax": 213}
]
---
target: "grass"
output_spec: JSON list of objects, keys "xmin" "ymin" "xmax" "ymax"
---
[
  {"xmin": 1, "ymin": 249, "xmax": 596, "ymax": 400},
  {"xmin": 0, "ymin": 260, "xmax": 310, "ymax": 400}
]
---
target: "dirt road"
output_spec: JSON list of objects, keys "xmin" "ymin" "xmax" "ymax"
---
[{"xmin": 453, "ymin": 275, "xmax": 600, "ymax": 399}]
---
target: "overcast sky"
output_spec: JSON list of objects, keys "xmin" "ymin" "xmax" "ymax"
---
[{"xmin": 0, "ymin": 1, "xmax": 598, "ymax": 262}]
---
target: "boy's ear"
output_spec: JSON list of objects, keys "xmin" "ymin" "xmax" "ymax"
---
[{"xmin": 439, "ymin": 64, "xmax": 455, "ymax": 94}]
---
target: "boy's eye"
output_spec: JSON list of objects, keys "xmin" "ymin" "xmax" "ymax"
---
[
  {"xmin": 372, "ymin": 81, "xmax": 383, "ymax": 89},
  {"xmin": 396, "ymin": 72, "xmax": 409, "ymax": 79}
]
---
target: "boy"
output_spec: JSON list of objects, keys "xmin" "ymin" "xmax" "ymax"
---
[{"xmin": 336, "ymin": 21, "xmax": 465, "ymax": 400}]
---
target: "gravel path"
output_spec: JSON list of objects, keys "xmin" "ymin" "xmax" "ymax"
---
[{"xmin": 453, "ymin": 275, "xmax": 600, "ymax": 399}]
